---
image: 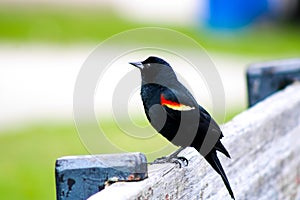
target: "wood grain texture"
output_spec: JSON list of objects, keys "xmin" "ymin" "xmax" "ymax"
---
[{"xmin": 89, "ymin": 83, "xmax": 300, "ymax": 200}]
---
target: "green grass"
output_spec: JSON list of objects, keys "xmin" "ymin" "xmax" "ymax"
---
[
  {"xmin": 0, "ymin": 123, "xmax": 88, "ymax": 200},
  {"xmin": 0, "ymin": 109, "xmax": 241, "ymax": 200},
  {"xmin": 0, "ymin": 6, "xmax": 137, "ymax": 43},
  {"xmin": 0, "ymin": 120, "xmax": 173, "ymax": 200},
  {"xmin": 0, "ymin": 4, "xmax": 296, "ymax": 199},
  {"xmin": 0, "ymin": 6, "xmax": 300, "ymax": 56}
]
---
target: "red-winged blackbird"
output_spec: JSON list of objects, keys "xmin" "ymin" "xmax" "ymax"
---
[{"xmin": 130, "ymin": 56, "xmax": 235, "ymax": 199}]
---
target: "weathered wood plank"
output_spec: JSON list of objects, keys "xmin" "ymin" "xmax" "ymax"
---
[
  {"xmin": 89, "ymin": 83, "xmax": 300, "ymax": 200},
  {"xmin": 247, "ymin": 58, "xmax": 300, "ymax": 106},
  {"xmin": 88, "ymin": 147, "xmax": 205, "ymax": 200},
  {"xmin": 55, "ymin": 152, "xmax": 147, "ymax": 200}
]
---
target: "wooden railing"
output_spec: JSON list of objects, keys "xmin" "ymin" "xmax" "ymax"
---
[{"xmin": 56, "ymin": 59, "xmax": 300, "ymax": 200}]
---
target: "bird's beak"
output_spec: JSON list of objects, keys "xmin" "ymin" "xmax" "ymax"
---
[{"xmin": 129, "ymin": 61, "xmax": 144, "ymax": 70}]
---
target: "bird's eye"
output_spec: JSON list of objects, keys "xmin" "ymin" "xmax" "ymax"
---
[{"xmin": 147, "ymin": 63, "xmax": 150, "ymax": 67}]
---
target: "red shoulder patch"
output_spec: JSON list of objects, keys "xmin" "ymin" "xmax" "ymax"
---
[
  {"xmin": 160, "ymin": 94, "xmax": 195, "ymax": 111},
  {"xmin": 160, "ymin": 94, "xmax": 181, "ymax": 107}
]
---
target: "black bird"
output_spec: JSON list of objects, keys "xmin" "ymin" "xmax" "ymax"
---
[{"xmin": 130, "ymin": 56, "xmax": 235, "ymax": 199}]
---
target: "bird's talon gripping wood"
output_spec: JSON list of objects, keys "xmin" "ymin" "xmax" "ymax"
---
[
  {"xmin": 176, "ymin": 156, "xmax": 189, "ymax": 167},
  {"xmin": 149, "ymin": 155, "xmax": 188, "ymax": 168},
  {"xmin": 171, "ymin": 157, "xmax": 189, "ymax": 168}
]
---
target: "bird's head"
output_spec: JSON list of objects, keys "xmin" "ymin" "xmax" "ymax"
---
[{"xmin": 129, "ymin": 56, "xmax": 177, "ymax": 85}]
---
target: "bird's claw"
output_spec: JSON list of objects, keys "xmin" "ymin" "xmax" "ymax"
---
[
  {"xmin": 170, "ymin": 156, "xmax": 189, "ymax": 168},
  {"xmin": 150, "ymin": 156, "xmax": 189, "ymax": 168}
]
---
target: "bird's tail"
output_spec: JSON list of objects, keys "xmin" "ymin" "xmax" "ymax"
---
[{"xmin": 205, "ymin": 151, "xmax": 235, "ymax": 199}]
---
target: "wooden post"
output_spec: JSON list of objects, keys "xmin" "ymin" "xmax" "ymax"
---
[
  {"xmin": 55, "ymin": 152, "xmax": 147, "ymax": 200},
  {"xmin": 247, "ymin": 58, "xmax": 300, "ymax": 106}
]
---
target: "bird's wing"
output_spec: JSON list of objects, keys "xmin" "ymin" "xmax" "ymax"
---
[
  {"xmin": 161, "ymin": 86, "xmax": 223, "ymax": 134},
  {"xmin": 199, "ymin": 106, "xmax": 229, "ymax": 157},
  {"xmin": 199, "ymin": 105, "xmax": 224, "ymax": 138},
  {"xmin": 161, "ymin": 86, "xmax": 230, "ymax": 157},
  {"xmin": 160, "ymin": 87, "xmax": 197, "ymax": 112}
]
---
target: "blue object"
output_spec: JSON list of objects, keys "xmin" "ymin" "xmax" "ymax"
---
[{"xmin": 208, "ymin": 0, "xmax": 269, "ymax": 29}]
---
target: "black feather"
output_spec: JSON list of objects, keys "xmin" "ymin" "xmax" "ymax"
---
[
  {"xmin": 131, "ymin": 56, "xmax": 235, "ymax": 199},
  {"xmin": 205, "ymin": 151, "xmax": 235, "ymax": 199}
]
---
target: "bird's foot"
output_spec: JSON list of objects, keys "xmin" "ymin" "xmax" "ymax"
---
[
  {"xmin": 170, "ymin": 156, "xmax": 189, "ymax": 168},
  {"xmin": 150, "ymin": 156, "xmax": 188, "ymax": 168}
]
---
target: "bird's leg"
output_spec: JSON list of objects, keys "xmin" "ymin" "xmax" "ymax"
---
[{"xmin": 150, "ymin": 147, "xmax": 188, "ymax": 167}]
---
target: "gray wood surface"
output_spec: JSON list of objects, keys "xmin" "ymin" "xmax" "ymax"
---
[
  {"xmin": 89, "ymin": 83, "xmax": 300, "ymax": 200},
  {"xmin": 55, "ymin": 152, "xmax": 147, "ymax": 200}
]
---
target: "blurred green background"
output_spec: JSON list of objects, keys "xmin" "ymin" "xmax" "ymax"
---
[
  {"xmin": 0, "ymin": 5, "xmax": 300, "ymax": 56},
  {"xmin": 0, "ymin": 1, "xmax": 299, "ymax": 199}
]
